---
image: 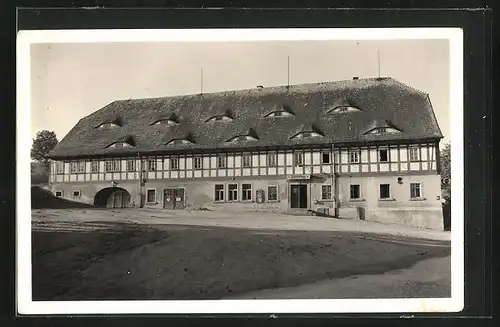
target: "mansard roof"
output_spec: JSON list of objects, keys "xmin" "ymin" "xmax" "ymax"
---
[{"xmin": 48, "ymin": 77, "xmax": 443, "ymax": 159}]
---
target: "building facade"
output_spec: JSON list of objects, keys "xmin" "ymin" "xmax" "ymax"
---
[{"xmin": 47, "ymin": 77, "xmax": 445, "ymax": 230}]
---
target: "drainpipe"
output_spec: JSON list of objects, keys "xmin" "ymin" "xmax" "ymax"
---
[
  {"xmin": 331, "ymin": 143, "xmax": 339, "ymax": 217},
  {"xmin": 137, "ymin": 152, "xmax": 143, "ymax": 208}
]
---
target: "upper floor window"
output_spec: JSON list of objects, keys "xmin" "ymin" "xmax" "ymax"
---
[
  {"xmin": 194, "ymin": 157, "xmax": 203, "ymax": 170},
  {"xmin": 148, "ymin": 159, "xmax": 156, "ymax": 171},
  {"xmin": 242, "ymin": 154, "xmax": 252, "ymax": 168},
  {"xmin": 349, "ymin": 151, "xmax": 360, "ymax": 163},
  {"xmin": 409, "ymin": 147, "xmax": 420, "ymax": 161},
  {"xmin": 91, "ymin": 161, "xmax": 99, "ymax": 173},
  {"xmin": 105, "ymin": 161, "xmax": 113, "ymax": 172},
  {"xmin": 105, "ymin": 160, "xmax": 121, "ymax": 172},
  {"xmin": 78, "ymin": 161, "xmax": 86, "ymax": 173},
  {"xmin": 217, "ymin": 155, "xmax": 227, "ymax": 168},
  {"xmin": 267, "ymin": 153, "xmax": 277, "ymax": 166},
  {"xmin": 113, "ymin": 160, "xmax": 121, "ymax": 172},
  {"xmin": 70, "ymin": 162, "xmax": 78, "ymax": 173},
  {"xmin": 379, "ymin": 149, "xmax": 389, "ymax": 162},
  {"xmin": 127, "ymin": 160, "xmax": 136, "ymax": 171},
  {"xmin": 55, "ymin": 162, "xmax": 64, "ymax": 174},
  {"xmin": 170, "ymin": 158, "xmax": 179, "ymax": 170},
  {"xmin": 294, "ymin": 152, "xmax": 304, "ymax": 166},
  {"xmin": 322, "ymin": 152, "xmax": 331, "ymax": 164}
]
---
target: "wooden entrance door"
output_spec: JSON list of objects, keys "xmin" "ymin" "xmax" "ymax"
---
[
  {"xmin": 163, "ymin": 188, "xmax": 185, "ymax": 209},
  {"xmin": 290, "ymin": 184, "xmax": 308, "ymax": 208}
]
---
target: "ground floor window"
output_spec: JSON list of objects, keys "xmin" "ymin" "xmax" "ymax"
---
[
  {"xmin": 410, "ymin": 183, "xmax": 422, "ymax": 198},
  {"xmin": 147, "ymin": 189, "xmax": 156, "ymax": 203},
  {"xmin": 228, "ymin": 184, "xmax": 238, "ymax": 201},
  {"xmin": 242, "ymin": 184, "xmax": 252, "ymax": 201},
  {"xmin": 350, "ymin": 184, "xmax": 360, "ymax": 199},
  {"xmin": 72, "ymin": 190, "xmax": 81, "ymax": 197},
  {"xmin": 268, "ymin": 186, "xmax": 278, "ymax": 201},
  {"xmin": 55, "ymin": 191, "xmax": 63, "ymax": 197},
  {"xmin": 321, "ymin": 185, "xmax": 332, "ymax": 200},
  {"xmin": 379, "ymin": 184, "xmax": 391, "ymax": 199},
  {"xmin": 215, "ymin": 184, "xmax": 225, "ymax": 201}
]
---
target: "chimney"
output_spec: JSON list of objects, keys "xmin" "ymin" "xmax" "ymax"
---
[{"xmin": 353, "ymin": 77, "xmax": 359, "ymax": 80}]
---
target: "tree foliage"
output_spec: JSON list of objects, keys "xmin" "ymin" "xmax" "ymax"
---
[
  {"xmin": 440, "ymin": 142, "xmax": 451, "ymax": 182},
  {"xmin": 31, "ymin": 130, "xmax": 58, "ymax": 164}
]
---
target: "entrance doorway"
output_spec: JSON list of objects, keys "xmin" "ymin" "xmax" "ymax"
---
[
  {"xmin": 163, "ymin": 188, "xmax": 185, "ymax": 210},
  {"xmin": 94, "ymin": 187, "xmax": 131, "ymax": 208},
  {"xmin": 290, "ymin": 184, "xmax": 308, "ymax": 208}
]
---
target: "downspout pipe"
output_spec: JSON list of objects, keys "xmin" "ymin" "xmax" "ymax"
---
[{"xmin": 331, "ymin": 143, "xmax": 339, "ymax": 217}]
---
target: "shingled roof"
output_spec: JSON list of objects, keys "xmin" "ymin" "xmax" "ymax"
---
[{"xmin": 48, "ymin": 77, "xmax": 443, "ymax": 159}]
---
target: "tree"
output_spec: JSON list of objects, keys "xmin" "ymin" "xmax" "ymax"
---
[
  {"xmin": 440, "ymin": 142, "xmax": 451, "ymax": 183},
  {"xmin": 31, "ymin": 130, "xmax": 58, "ymax": 164}
]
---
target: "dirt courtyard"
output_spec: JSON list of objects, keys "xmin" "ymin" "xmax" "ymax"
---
[{"xmin": 31, "ymin": 208, "xmax": 451, "ymax": 301}]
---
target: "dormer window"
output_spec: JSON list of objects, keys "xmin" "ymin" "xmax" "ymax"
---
[
  {"xmin": 265, "ymin": 111, "xmax": 294, "ymax": 118},
  {"xmin": 366, "ymin": 127, "xmax": 401, "ymax": 134},
  {"xmin": 105, "ymin": 135, "xmax": 136, "ymax": 149},
  {"xmin": 151, "ymin": 119, "xmax": 178, "ymax": 126},
  {"xmin": 329, "ymin": 106, "xmax": 361, "ymax": 114},
  {"xmin": 206, "ymin": 115, "xmax": 233, "ymax": 122},
  {"xmin": 150, "ymin": 113, "xmax": 180, "ymax": 126},
  {"xmin": 97, "ymin": 122, "xmax": 120, "ymax": 129},
  {"xmin": 264, "ymin": 104, "xmax": 294, "ymax": 118},
  {"xmin": 166, "ymin": 139, "xmax": 194, "ymax": 145},
  {"xmin": 290, "ymin": 131, "xmax": 323, "ymax": 139},
  {"xmin": 107, "ymin": 141, "xmax": 134, "ymax": 148},
  {"xmin": 228, "ymin": 135, "xmax": 258, "ymax": 143}
]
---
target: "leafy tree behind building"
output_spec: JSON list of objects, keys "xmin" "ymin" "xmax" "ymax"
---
[{"xmin": 31, "ymin": 130, "xmax": 58, "ymax": 164}]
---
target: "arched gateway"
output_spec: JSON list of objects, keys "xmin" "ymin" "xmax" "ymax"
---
[{"xmin": 94, "ymin": 187, "xmax": 131, "ymax": 208}]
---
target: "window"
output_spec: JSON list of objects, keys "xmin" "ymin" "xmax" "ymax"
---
[
  {"xmin": 379, "ymin": 149, "xmax": 389, "ymax": 162},
  {"xmin": 294, "ymin": 152, "xmax": 304, "ymax": 166},
  {"xmin": 228, "ymin": 184, "xmax": 238, "ymax": 201},
  {"xmin": 322, "ymin": 152, "xmax": 331, "ymax": 164},
  {"xmin": 127, "ymin": 160, "xmax": 135, "ymax": 171},
  {"xmin": 215, "ymin": 184, "xmax": 225, "ymax": 201},
  {"xmin": 194, "ymin": 157, "xmax": 203, "ymax": 169},
  {"xmin": 77, "ymin": 162, "xmax": 85, "ymax": 173},
  {"xmin": 242, "ymin": 184, "xmax": 252, "ymax": 201},
  {"xmin": 113, "ymin": 160, "xmax": 121, "ymax": 172},
  {"xmin": 148, "ymin": 159, "xmax": 156, "ymax": 171},
  {"xmin": 70, "ymin": 162, "xmax": 78, "ymax": 173},
  {"xmin": 409, "ymin": 147, "xmax": 420, "ymax": 161},
  {"xmin": 72, "ymin": 190, "xmax": 81, "ymax": 197},
  {"xmin": 268, "ymin": 186, "xmax": 278, "ymax": 201},
  {"xmin": 242, "ymin": 154, "xmax": 252, "ymax": 167},
  {"xmin": 171, "ymin": 158, "xmax": 179, "ymax": 170},
  {"xmin": 91, "ymin": 161, "xmax": 99, "ymax": 173},
  {"xmin": 379, "ymin": 184, "xmax": 391, "ymax": 199},
  {"xmin": 291, "ymin": 131, "xmax": 323, "ymax": 139},
  {"xmin": 105, "ymin": 161, "xmax": 113, "ymax": 172},
  {"xmin": 56, "ymin": 162, "xmax": 64, "ymax": 174},
  {"xmin": 265, "ymin": 111, "xmax": 293, "ymax": 117},
  {"xmin": 321, "ymin": 185, "xmax": 332, "ymax": 200},
  {"xmin": 55, "ymin": 191, "xmax": 63, "ymax": 197},
  {"xmin": 146, "ymin": 189, "xmax": 156, "ymax": 203},
  {"xmin": 349, "ymin": 151, "xmax": 360, "ymax": 163},
  {"xmin": 208, "ymin": 115, "xmax": 232, "ymax": 122},
  {"xmin": 378, "ymin": 127, "xmax": 387, "ymax": 133},
  {"xmin": 267, "ymin": 153, "xmax": 277, "ymax": 166},
  {"xmin": 217, "ymin": 155, "xmax": 226, "ymax": 168},
  {"xmin": 350, "ymin": 185, "xmax": 361, "ymax": 199},
  {"xmin": 410, "ymin": 183, "xmax": 422, "ymax": 198}
]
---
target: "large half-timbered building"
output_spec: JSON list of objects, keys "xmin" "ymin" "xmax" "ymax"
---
[{"xmin": 47, "ymin": 77, "xmax": 445, "ymax": 229}]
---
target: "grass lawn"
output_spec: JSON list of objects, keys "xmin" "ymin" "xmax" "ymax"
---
[{"xmin": 32, "ymin": 223, "xmax": 450, "ymax": 301}]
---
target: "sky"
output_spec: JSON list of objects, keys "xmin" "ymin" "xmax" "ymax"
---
[{"xmin": 30, "ymin": 39, "xmax": 450, "ymax": 143}]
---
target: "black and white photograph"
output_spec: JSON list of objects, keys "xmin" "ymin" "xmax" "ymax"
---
[{"xmin": 17, "ymin": 28, "xmax": 464, "ymax": 314}]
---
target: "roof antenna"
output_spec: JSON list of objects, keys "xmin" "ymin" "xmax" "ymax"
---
[
  {"xmin": 377, "ymin": 49, "xmax": 381, "ymax": 78},
  {"xmin": 200, "ymin": 68, "xmax": 203, "ymax": 95},
  {"xmin": 287, "ymin": 56, "xmax": 290, "ymax": 90}
]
